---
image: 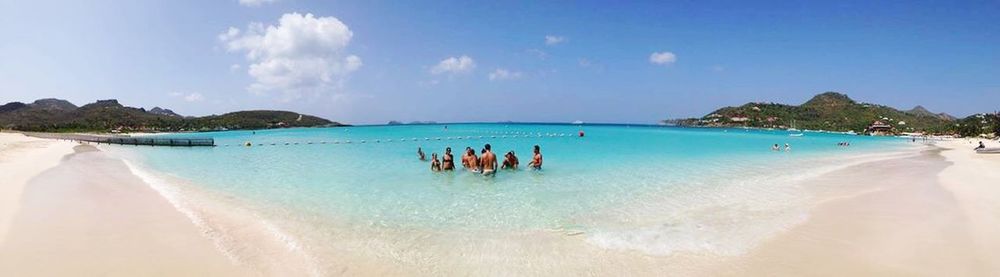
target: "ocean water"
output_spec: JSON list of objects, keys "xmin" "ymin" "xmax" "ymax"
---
[{"xmin": 104, "ymin": 124, "xmax": 912, "ymax": 274}]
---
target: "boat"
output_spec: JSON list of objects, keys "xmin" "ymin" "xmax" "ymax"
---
[
  {"xmin": 572, "ymin": 120, "xmax": 584, "ymax": 125},
  {"xmin": 789, "ymin": 133, "xmax": 804, "ymax": 137},
  {"xmin": 976, "ymin": 148, "xmax": 1000, "ymax": 154}
]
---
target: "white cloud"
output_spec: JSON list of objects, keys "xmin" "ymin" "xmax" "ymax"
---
[
  {"xmin": 526, "ymin": 48, "xmax": 548, "ymax": 59},
  {"xmin": 430, "ymin": 55, "xmax": 475, "ymax": 75},
  {"xmin": 488, "ymin": 68, "xmax": 522, "ymax": 81},
  {"xmin": 238, "ymin": 0, "xmax": 277, "ymax": 7},
  {"xmin": 649, "ymin": 51, "xmax": 677, "ymax": 65},
  {"xmin": 169, "ymin": 92, "xmax": 205, "ymax": 102},
  {"xmin": 220, "ymin": 13, "xmax": 361, "ymax": 100},
  {"xmin": 545, "ymin": 35, "xmax": 566, "ymax": 46},
  {"xmin": 229, "ymin": 64, "xmax": 241, "ymax": 72}
]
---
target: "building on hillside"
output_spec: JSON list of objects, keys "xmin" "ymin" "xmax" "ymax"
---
[{"xmin": 865, "ymin": 120, "xmax": 893, "ymax": 136}]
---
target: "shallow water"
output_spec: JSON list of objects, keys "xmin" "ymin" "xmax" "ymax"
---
[{"xmin": 105, "ymin": 124, "xmax": 912, "ymax": 274}]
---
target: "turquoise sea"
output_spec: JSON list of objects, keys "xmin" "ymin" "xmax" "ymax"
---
[{"xmin": 104, "ymin": 124, "xmax": 913, "ymax": 274}]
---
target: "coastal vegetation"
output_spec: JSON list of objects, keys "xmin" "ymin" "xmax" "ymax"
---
[
  {"xmin": 667, "ymin": 92, "xmax": 998, "ymax": 137},
  {"xmin": 0, "ymin": 98, "xmax": 342, "ymax": 132}
]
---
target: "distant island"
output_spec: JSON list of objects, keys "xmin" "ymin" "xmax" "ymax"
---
[
  {"xmin": 665, "ymin": 92, "xmax": 999, "ymax": 137},
  {"xmin": 0, "ymin": 98, "xmax": 346, "ymax": 133}
]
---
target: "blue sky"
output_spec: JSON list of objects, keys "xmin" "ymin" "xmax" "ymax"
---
[{"xmin": 1, "ymin": 0, "xmax": 997, "ymax": 124}]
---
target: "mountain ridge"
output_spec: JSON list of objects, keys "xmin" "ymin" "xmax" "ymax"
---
[
  {"xmin": 0, "ymin": 98, "xmax": 344, "ymax": 132},
  {"xmin": 669, "ymin": 91, "xmax": 989, "ymax": 136}
]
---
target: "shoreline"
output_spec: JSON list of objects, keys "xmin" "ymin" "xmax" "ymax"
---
[
  {"xmin": 0, "ymin": 133, "xmax": 76, "ymax": 242},
  {"xmin": 0, "ymin": 135, "xmax": 247, "ymax": 276},
  {"xmin": 1, "ymin": 133, "xmax": 998, "ymax": 275}
]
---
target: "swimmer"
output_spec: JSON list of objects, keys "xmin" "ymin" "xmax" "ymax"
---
[
  {"xmin": 579, "ymin": 130, "xmax": 585, "ymax": 137},
  {"xmin": 528, "ymin": 145, "xmax": 543, "ymax": 170},
  {"xmin": 784, "ymin": 143, "xmax": 791, "ymax": 151},
  {"xmin": 771, "ymin": 144, "xmax": 780, "ymax": 151},
  {"xmin": 430, "ymin": 153, "xmax": 441, "ymax": 171},
  {"xmin": 502, "ymin": 151, "xmax": 519, "ymax": 170},
  {"xmin": 480, "ymin": 144, "xmax": 498, "ymax": 176},
  {"xmin": 418, "ymin": 147, "xmax": 426, "ymax": 161},
  {"xmin": 442, "ymin": 147, "xmax": 455, "ymax": 170}
]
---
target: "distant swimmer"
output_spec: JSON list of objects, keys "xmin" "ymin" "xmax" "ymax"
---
[
  {"xmin": 528, "ymin": 145, "xmax": 543, "ymax": 170},
  {"xmin": 442, "ymin": 147, "xmax": 455, "ymax": 170},
  {"xmin": 579, "ymin": 130, "xmax": 585, "ymax": 137},
  {"xmin": 430, "ymin": 153, "xmax": 442, "ymax": 171},
  {"xmin": 785, "ymin": 143, "xmax": 791, "ymax": 152},
  {"xmin": 771, "ymin": 144, "xmax": 780, "ymax": 151},
  {"xmin": 480, "ymin": 144, "xmax": 498, "ymax": 176},
  {"xmin": 502, "ymin": 151, "xmax": 519, "ymax": 170},
  {"xmin": 418, "ymin": 147, "xmax": 426, "ymax": 161}
]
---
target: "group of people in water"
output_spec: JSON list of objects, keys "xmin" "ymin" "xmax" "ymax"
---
[
  {"xmin": 418, "ymin": 144, "xmax": 543, "ymax": 175},
  {"xmin": 771, "ymin": 143, "xmax": 792, "ymax": 151}
]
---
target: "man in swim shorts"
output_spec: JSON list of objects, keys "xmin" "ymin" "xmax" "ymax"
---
[{"xmin": 480, "ymin": 144, "xmax": 498, "ymax": 176}]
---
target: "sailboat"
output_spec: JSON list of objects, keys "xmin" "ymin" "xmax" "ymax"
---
[{"xmin": 788, "ymin": 120, "xmax": 804, "ymax": 136}]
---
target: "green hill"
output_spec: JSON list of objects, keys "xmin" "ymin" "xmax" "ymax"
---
[
  {"xmin": 687, "ymin": 92, "xmax": 955, "ymax": 134},
  {"xmin": 0, "ymin": 98, "xmax": 344, "ymax": 132}
]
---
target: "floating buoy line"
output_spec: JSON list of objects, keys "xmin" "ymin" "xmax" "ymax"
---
[{"xmin": 223, "ymin": 131, "xmax": 580, "ymax": 147}]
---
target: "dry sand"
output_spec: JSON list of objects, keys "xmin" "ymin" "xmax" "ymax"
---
[
  {"xmin": 0, "ymin": 136, "xmax": 247, "ymax": 276},
  {"xmin": 712, "ymin": 141, "xmax": 1000, "ymax": 276},
  {"xmin": 0, "ymin": 133, "xmax": 76, "ymax": 241}
]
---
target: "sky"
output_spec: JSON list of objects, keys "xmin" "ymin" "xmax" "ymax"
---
[{"xmin": 1, "ymin": 0, "xmax": 997, "ymax": 124}]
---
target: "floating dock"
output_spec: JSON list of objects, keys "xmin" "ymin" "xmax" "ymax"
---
[{"xmin": 23, "ymin": 132, "xmax": 215, "ymax": 147}]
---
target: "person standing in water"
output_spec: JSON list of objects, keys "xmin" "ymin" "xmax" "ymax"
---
[
  {"xmin": 463, "ymin": 147, "xmax": 479, "ymax": 172},
  {"xmin": 502, "ymin": 151, "xmax": 519, "ymax": 169},
  {"xmin": 430, "ymin": 153, "xmax": 442, "ymax": 171},
  {"xmin": 528, "ymin": 145, "xmax": 543, "ymax": 170},
  {"xmin": 442, "ymin": 147, "xmax": 455, "ymax": 170},
  {"xmin": 784, "ymin": 143, "xmax": 791, "ymax": 151},
  {"xmin": 480, "ymin": 144, "xmax": 498, "ymax": 176},
  {"xmin": 418, "ymin": 147, "xmax": 426, "ymax": 161},
  {"xmin": 771, "ymin": 144, "xmax": 780, "ymax": 151}
]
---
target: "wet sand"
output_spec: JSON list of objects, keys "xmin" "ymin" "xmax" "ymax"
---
[{"xmin": 0, "ymin": 143, "xmax": 248, "ymax": 276}]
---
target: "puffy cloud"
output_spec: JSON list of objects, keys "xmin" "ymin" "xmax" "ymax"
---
[
  {"xmin": 544, "ymin": 35, "xmax": 566, "ymax": 45},
  {"xmin": 488, "ymin": 68, "xmax": 522, "ymax": 81},
  {"xmin": 169, "ymin": 92, "xmax": 205, "ymax": 102},
  {"xmin": 238, "ymin": 0, "xmax": 277, "ymax": 7},
  {"xmin": 649, "ymin": 51, "xmax": 677, "ymax": 65},
  {"xmin": 430, "ymin": 55, "xmax": 475, "ymax": 75},
  {"xmin": 220, "ymin": 13, "xmax": 361, "ymax": 100}
]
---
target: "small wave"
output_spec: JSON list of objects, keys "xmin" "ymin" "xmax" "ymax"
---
[
  {"xmin": 584, "ymin": 149, "xmax": 920, "ymax": 256},
  {"xmin": 120, "ymin": 159, "xmax": 324, "ymax": 276}
]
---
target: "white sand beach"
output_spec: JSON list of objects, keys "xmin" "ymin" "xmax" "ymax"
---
[
  {"xmin": 715, "ymin": 140, "xmax": 1000, "ymax": 276},
  {"xmin": 0, "ymin": 133, "xmax": 247, "ymax": 276}
]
